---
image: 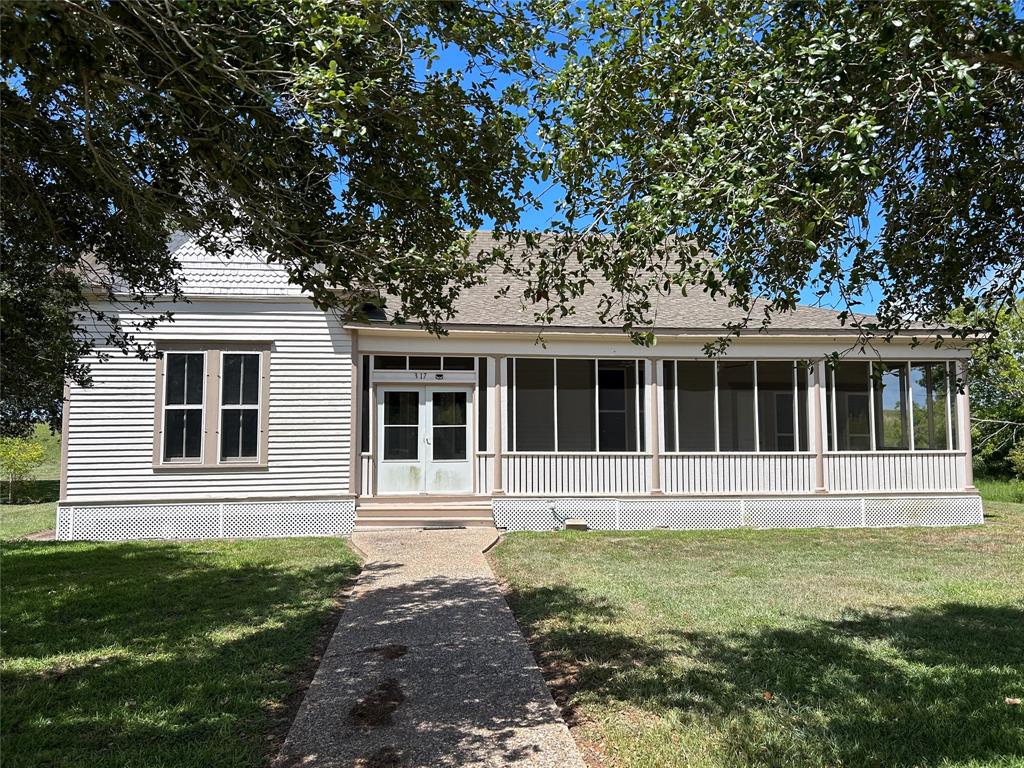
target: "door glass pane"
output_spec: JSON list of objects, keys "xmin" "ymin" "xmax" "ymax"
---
[
  {"xmin": 432, "ymin": 392, "xmax": 466, "ymax": 426},
  {"xmin": 757, "ymin": 361, "xmax": 795, "ymax": 451},
  {"xmin": 433, "ymin": 426, "xmax": 467, "ymax": 460},
  {"xmin": 557, "ymin": 359, "xmax": 596, "ymax": 451},
  {"xmin": 834, "ymin": 361, "xmax": 871, "ymax": 450},
  {"xmin": 598, "ymin": 360, "xmax": 637, "ymax": 451},
  {"xmin": 514, "ymin": 359, "xmax": 555, "ymax": 451},
  {"xmin": 718, "ymin": 361, "xmax": 755, "ymax": 451},
  {"xmin": 384, "ymin": 427, "xmax": 419, "ymax": 460},
  {"xmin": 873, "ymin": 362, "xmax": 909, "ymax": 450},
  {"xmin": 912, "ymin": 362, "xmax": 949, "ymax": 450},
  {"xmin": 385, "ymin": 391, "xmax": 419, "ymax": 425},
  {"xmin": 676, "ymin": 361, "xmax": 716, "ymax": 451}
]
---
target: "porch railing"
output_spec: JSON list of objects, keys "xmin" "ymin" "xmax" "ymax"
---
[
  {"xmin": 825, "ymin": 451, "xmax": 966, "ymax": 492},
  {"xmin": 659, "ymin": 453, "xmax": 817, "ymax": 494},
  {"xmin": 501, "ymin": 453, "xmax": 650, "ymax": 495}
]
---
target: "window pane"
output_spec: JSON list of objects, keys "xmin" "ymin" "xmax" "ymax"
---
[
  {"xmin": 949, "ymin": 363, "xmax": 960, "ymax": 450},
  {"xmin": 374, "ymin": 356, "xmax": 406, "ymax": 370},
  {"xmin": 797, "ymin": 364, "xmax": 809, "ymax": 451},
  {"xmin": 874, "ymin": 362, "xmax": 909, "ymax": 450},
  {"xmin": 385, "ymin": 391, "xmax": 419, "ymax": 426},
  {"xmin": 598, "ymin": 360, "xmax": 637, "ymax": 452},
  {"xmin": 477, "ymin": 358, "xmax": 488, "ymax": 451},
  {"xmin": 433, "ymin": 426, "xmax": 467, "ymax": 460},
  {"xmin": 834, "ymin": 361, "xmax": 871, "ymax": 450},
  {"xmin": 409, "ymin": 356, "xmax": 442, "ymax": 370},
  {"xmin": 662, "ymin": 361, "xmax": 677, "ymax": 452},
  {"xmin": 360, "ymin": 355, "xmax": 371, "ymax": 452},
  {"xmin": 443, "ymin": 357, "xmax": 475, "ymax": 371},
  {"xmin": 164, "ymin": 408, "xmax": 202, "ymax": 459},
  {"xmin": 514, "ymin": 359, "xmax": 554, "ymax": 451},
  {"xmin": 676, "ymin": 362, "xmax": 716, "ymax": 451},
  {"xmin": 717, "ymin": 361, "xmax": 755, "ymax": 451},
  {"xmin": 221, "ymin": 408, "xmax": 259, "ymax": 459},
  {"xmin": 757, "ymin": 361, "xmax": 796, "ymax": 452},
  {"xmin": 384, "ymin": 426, "xmax": 418, "ymax": 460},
  {"xmin": 165, "ymin": 353, "xmax": 204, "ymax": 405},
  {"xmin": 638, "ymin": 363, "xmax": 646, "ymax": 452},
  {"xmin": 222, "ymin": 353, "xmax": 260, "ymax": 406},
  {"xmin": 557, "ymin": 359, "xmax": 596, "ymax": 451},
  {"xmin": 912, "ymin": 362, "xmax": 949, "ymax": 450},
  {"xmin": 432, "ymin": 391, "xmax": 466, "ymax": 426}
]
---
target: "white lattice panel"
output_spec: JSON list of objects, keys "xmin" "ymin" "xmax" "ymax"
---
[
  {"xmin": 747, "ymin": 497, "xmax": 863, "ymax": 529},
  {"xmin": 493, "ymin": 495, "xmax": 983, "ymax": 532},
  {"xmin": 620, "ymin": 499, "xmax": 744, "ymax": 529},
  {"xmin": 56, "ymin": 499, "xmax": 356, "ymax": 540},
  {"xmin": 864, "ymin": 496, "xmax": 983, "ymax": 527}
]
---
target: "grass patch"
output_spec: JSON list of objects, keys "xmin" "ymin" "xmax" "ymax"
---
[
  {"xmin": 976, "ymin": 476, "xmax": 1024, "ymax": 504},
  {"xmin": 491, "ymin": 502, "xmax": 1024, "ymax": 768},
  {"xmin": 1, "ymin": 537, "xmax": 361, "ymax": 768},
  {"xmin": 1, "ymin": 495, "xmax": 56, "ymax": 539}
]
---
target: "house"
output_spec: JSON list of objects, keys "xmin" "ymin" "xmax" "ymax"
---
[{"xmin": 56, "ymin": 233, "xmax": 983, "ymax": 540}]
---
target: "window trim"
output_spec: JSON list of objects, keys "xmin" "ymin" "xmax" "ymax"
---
[
  {"xmin": 218, "ymin": 351, "xmax": 265, "ymax": 465},
  {"xmin": 153, "ymin": 341, "xmax": 271, "ymax": 471}
]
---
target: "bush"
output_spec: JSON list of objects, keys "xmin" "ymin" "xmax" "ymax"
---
[
  {"xmin": 1008, "ymin": 441, "xmax": 1024, "ymax": 480},
  {"xmin": 0, "ymin": 437, "xmax": 46, "ymax": 503}
]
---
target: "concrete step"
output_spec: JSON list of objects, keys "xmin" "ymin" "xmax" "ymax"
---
[{"xmin": 354, "ymin": 515, "xmax": 495, "ymax": 530}]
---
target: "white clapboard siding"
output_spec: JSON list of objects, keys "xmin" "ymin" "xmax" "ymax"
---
[
  {"xmin": 825, "ymin": 452, "xmax": 966, "ymax": 492},
  {"xmin": 502, "ymin": 453, "xmax": 650, "ymax": 495},
  {"xmin": 660, "ymin": 454, "xmax": 817, "ymax": 494},
  {"xmin": 65, "ymin": 300, "xmax": 352, "ymax": 503}
]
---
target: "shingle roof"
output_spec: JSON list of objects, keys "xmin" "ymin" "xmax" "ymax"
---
[{"xmin": 167, "ymin": 231, "xmax": 870, "ymax": 334}]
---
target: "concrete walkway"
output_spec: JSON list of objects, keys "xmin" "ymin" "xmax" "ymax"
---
[{"xmin": 277, "ymin": 528, "xmax": 585, "ymax": 768}]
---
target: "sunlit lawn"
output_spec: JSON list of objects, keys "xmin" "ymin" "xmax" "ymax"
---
[
  {"xmin": 491, "ymin": 501, "xmax": 1024, "ymax": 768},
  {"xmin": 1, "ymin": 537, "xmax": 361, "ymax": 768}
]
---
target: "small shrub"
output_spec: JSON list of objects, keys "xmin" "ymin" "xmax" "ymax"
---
[
  {"xmin": 1008, "ymin": 441, "xmax": 1024, "ymax": 480},
  {"xmin": 0, "ymin": 437, "xmax": 46, "ymax": 503}
]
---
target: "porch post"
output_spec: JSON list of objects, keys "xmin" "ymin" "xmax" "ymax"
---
[
  {"xmin": 959, "ymin": 359, "xmax": 975, "ymax": 491},
  {"xmin": 650, "ymin": 358, "xmax": 663, "ymax": 494},
  {"xmin": 350, "ymin": 330, "xmax": 361, "ymax": 497},
  {"xmin": 814, "ymin": 359, "xmax": 827, "ymax": 493},
  {"xmin": 492, "ymin": 355, "xmax": 505, "ymax": 495}
]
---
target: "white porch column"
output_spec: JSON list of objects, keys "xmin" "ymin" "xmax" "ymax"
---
[
  {"xmin": 492, "ymin": 355, "xmax": 505, "ymax": 495},
  {"xmin": 814, "ymin": 359, "xmax": 827, "ymax": 493},
  {"xmin": 959, "ymin": 359, "xmax": 975, "ymax": 491},
  {"xmin": 650, "ymin": 358, "xmax": 663, "ymax": 494}
]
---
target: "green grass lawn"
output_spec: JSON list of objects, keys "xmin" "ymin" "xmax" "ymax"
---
[
  {"xmin": 491, "ymin": 501, "xmax": 1024, "ymax": 768},
  {"xmin": 1, "ymin": 537, "xmax": 361, "ymax": 768},
  {"xmin": 1, "ymin": 424, "xmax": 62, "ymax": 537}
]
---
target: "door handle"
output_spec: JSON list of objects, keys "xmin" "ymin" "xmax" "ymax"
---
[{"xmin": 424, "ymin": 437, "xmax": 431, "ymax": 445}]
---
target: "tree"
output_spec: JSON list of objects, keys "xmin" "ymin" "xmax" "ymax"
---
[
  {"xmin": 0, "ymin": 436, "xmax": 45, "ymax": 503},
  {"xmin": 955, "ymin": 301, "xmax": 1024, "ymax": 478},
  {"xmin": 1, "ymin": 0, "xmax": 539, "ymax": 435},
  {"xmin": 512, "ymin": 0, "xmax": 1023, "ymax": 346}
]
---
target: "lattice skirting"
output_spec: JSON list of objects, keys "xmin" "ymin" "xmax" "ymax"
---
[
  {"xmin": 56, "ymin": 499, "xmax": 357, "ymax": 541},
  {"xmin": 492, "ymin": 495, "xmax": 984, "ymax": 532}
]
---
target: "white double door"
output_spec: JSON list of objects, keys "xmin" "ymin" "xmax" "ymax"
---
[{"xmin": 376, "ymin": 385, "xmax": 473, "ymax": 494}]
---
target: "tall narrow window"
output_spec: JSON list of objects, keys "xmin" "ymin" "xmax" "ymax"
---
[
  {"xmin": 911, "ymin": 362, "xmax": 950, "ymax": 450},
  {"xmin": 717, "ymin": 361, "xmax": 755, "ymax": 451},
  {"xmin": 597, "ymin": 360, "xmax": 637, "ymax": 451},
  {"xmin": 834, "ymin": 361, "xmax": 871, "ymax": 450},
  {"xmin": 676, "ymin": 362, "xmax": 716, "ymax": 451},
  {"xmin": 873, "ymin": 362, "xmax": 909, "ymax": 450},
  {"xmin": 514, "ymin": 359, "xmax": 555, "ymax": 450},
  {"xmin": 557, "ymin": 359, "xmax": 596, "ymax": 451},
  {"xmin": 662, "ymin": 361, "xmax": 677, "ymax": 452},
  {"xmin": 220, "ymin": 353, "xmax": 261, "ymax": 460},
  {"xmin": 361, "ymin": 355, "xmax": 371, "ymax": 452},
  {"xmin": 163, "ymin": 352, "xmax": 205, "ymax": 461},
  {"xmin": 796, "ymin": 364, "xmax": 809, "ymax": 451},
  {"xmin": 757, "ymin": 361, "xmax": 796, "ymax": 451},
  {"xmin": 477, "ymin": 358, "xmax": 488, "ymax": 451},
  {"xmin": 949, "ymin": 363, "xmax": 960, "ymax": 450}
]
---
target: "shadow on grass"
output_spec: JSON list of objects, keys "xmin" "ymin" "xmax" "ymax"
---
[
  {"xmin": 0, "ymin": 479, "xmax": 59, "ymax": 504},
  {"xmin": 1, "ymin": 540, "xmax": 360, "ymax": 768},
  {"xmin": 508, "ymin": 584, "xmax": 1024, "ymax": 767}
]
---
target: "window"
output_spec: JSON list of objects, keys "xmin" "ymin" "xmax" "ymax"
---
[
  {"xmin": 873, "ymin": 362, "xmax": 910, "ymax": 450},
  {"xmin": 361, "ymin": 355, "xmax": 371, "ymax": 452},
  {"xmin": 757, "ymin": 361, "xmax": 797, "ymax": 451},
  {"xmin": 717, "ymin": 361, "xmax": 756, "ymax": 451},
  {"xmin": 372, "ymin": 355, "xmax": 475, "ymax": 371},
  {"xmin": 220, "ymin": 353, "xmax": 261, "ymax": 461},
  {"xmin": 156, "ymin": 345, "xmax": 269, "ymax": 468},
  {"xmin": 163, "ymin": 353, "xmax": 205, "ymax": 461},
  {"xmin": 827, "ymin": 360, "xmax": 960, "ymax": 452},
  {"xmin": 432, "ymin": 391, "xmax": 467, "ymax": 460},
  {"xmin": 477, "ymin": 357, "xmax": 488, "ymax": 451},
  {"xmin": 507, "ymin": 358, "xmax": 645, "ymax": 452},
  {"xmin": 672, "ymin": 361, "xmax": 716, "ymax": 451},
  {"xmin": 383, "ymin": 390, "xmax": 419, "ymax": 460}
]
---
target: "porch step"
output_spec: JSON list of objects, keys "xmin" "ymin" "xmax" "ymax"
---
[{"xmin": 355, "ymin": 497, "xmax": 494, "ymax": 530}]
